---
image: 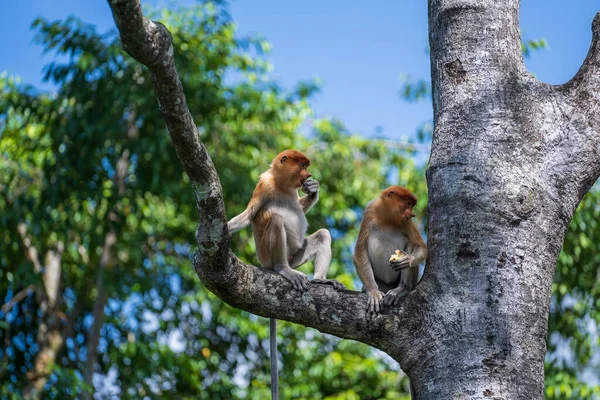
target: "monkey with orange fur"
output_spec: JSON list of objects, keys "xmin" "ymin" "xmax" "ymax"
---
[
  {"xmin": 353, "ymin": 186, "xmax": 427, "ymax": 313},
  {"xmin": 228, "ymin": 150, "xmax": 344, "ymax": 292}
]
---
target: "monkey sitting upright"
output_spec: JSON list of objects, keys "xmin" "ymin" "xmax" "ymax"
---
[
  {"xmin": 353, "ymin": 186, "xmax": 428, "ymax": 313},
  {"xmin": 228, "ymin": 149, "xmax": 344, "ymax": 292}
]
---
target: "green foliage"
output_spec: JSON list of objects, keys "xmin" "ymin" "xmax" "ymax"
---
[
  {"xmin": 0, "ymin": 2, "xmax": 422, "ymax": 398},
  {"xmin": 544, "ymin": 187, "xmax": 600, "ymax": 399},
  {"xmin": 521, "ymin": 38, "xmax": 549, "ymax": 59}
]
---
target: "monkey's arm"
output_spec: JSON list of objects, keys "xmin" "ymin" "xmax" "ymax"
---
[
  {"xmin": 299, "ymin": 179, "xmax": 319, "ymax": 213},
  {"xmin": 391, "ymin": 221, "xmax": 428, "ymax": 270},
  {"xmin": 353, "ymin": 215, "xmax": 385, "ymax": 313},
  {"xmin": 408, "ymin": 221, "xmax": 428, "ymax": 265},
  {"xmin": 227, "ymin": 183, "xmax": 266, "ymax": 233}
]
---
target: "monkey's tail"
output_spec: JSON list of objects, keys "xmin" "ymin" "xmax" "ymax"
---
[{"xmin": 270, "ymin": 318, "xmax": 279, "ymax": 400}]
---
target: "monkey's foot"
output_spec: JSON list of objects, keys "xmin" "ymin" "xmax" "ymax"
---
[
  {"xmin": 311, "ymin": 278, "xmax": 346, "ymax": 291},
  {"xmin": 366, "ymin": 289, "xmax": 385, "ymax": 314},
  {"xmin": 382, "ymin": 286, "xmax": 409, "ymax": 307},
  {"xmin": 277, "ymin": 268, "xmax": 309, "ymax": 292}
]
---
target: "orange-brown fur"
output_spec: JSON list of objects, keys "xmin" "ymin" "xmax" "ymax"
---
[
  {"xmin": 353, "ymin": 186, "xmax": 427, "ymax": 313},
  {"xmin": 228, "ymin": 149, "xmax": 343, "ymax": 292}
]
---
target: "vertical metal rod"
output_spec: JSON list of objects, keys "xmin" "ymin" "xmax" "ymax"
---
[{"xmin": 270, "ymin": 318, "xmax": 279, "ymax": 400}]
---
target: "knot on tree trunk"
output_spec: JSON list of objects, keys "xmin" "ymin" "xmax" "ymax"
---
[{"xmin": 444, "ymin": 59, "xmax": 466, "ymax": 84}]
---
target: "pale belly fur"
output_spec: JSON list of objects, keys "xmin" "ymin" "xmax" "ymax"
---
[
  {"xmin": 367, "ymin": 227, "xmax": 409, "ymax": 286},
  {"xmin": 267, "ymin": 201, "xmax": 307, "ymax": 255}
]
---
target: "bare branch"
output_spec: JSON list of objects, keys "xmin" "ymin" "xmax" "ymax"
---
[
  {"xmin": 208, "ymin": 257, "xmax": 422, "ymax": 360},
  {"xmin": 16, "ymin": 222, "xmax": 49, "ymax": 305},
  {"xmin": 107, "ymin": 0, "xmax": 229, "ymax": 271},
  {"xmin": 552, "ymin": 12, "xmax": 600, "ymax": 201},
  {"xmin": 17, "ymin": 223, "xmax": 43, "ymax": 275},
  {"xmin": 1, "ymin": 284, "xmax": 36, "ymax": 314}
]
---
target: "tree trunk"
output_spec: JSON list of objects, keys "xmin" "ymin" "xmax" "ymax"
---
[
  {"xmin": 20, "ymin": 231, "xmax": 65, "ymax": 400},
  {"xmin": 81, "ymin": 231, "xmax": 115, "ymax": 400},
  {"xmin": 83, "ymin": 111, "xmax": 136, "ymax": 399},
  {"xmin": 107, "ymin": 0, "xmax": 600, "ymax": 399}
]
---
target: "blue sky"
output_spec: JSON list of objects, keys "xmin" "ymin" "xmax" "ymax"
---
[{"xmin": 1, "ymin": 1, "xmax": 598, "ymax": 141}]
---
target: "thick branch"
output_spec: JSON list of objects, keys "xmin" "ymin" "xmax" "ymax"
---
[
  {"xmin": 207, "ymin": 256, "xmax": 422, "ymax": 359},
  {"xmin": 566, "ymin": 13, "xmax": 600, "ymax": 97},
  {"xmin": 557, "ymin": 12, "xmax": 600, "ymax": 195},
  {"xmin": 106, "ymin": 0, "xmax": 417, "ymax": 362}
]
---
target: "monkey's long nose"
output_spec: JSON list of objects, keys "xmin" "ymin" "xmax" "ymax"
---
[{"xmin": 307, "ymin": 173, "xmax": 312, "ymax": 179}]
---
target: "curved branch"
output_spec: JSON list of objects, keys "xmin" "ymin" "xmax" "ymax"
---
[
  {"xmin": 203, "ymin": 255, "xmax": 419, "ymax": 356},
  {"xmin": 108, "ymin": 0, "xmax": 229, "ymax": 271},
  {"xmin": 555, "ymin": 12, "xmax": 600, "ymax": 204},
  {"xmin": 566, "ymin": 12, "xmax": 600, "ymax": 98},
  {"xmin": 106, "ymin": 0, "xmax": 416, "ymax": 361}
]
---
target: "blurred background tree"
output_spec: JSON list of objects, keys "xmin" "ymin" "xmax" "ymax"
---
[{"xmin": 0, "ymin": 1, "xmax": 598, "ymax": 399}]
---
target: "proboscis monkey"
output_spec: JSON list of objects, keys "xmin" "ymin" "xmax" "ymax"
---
[
  {"xmin": 228, "ymin": 149, "xmax": 346, "ymax": 400},
  {"xmin": 353, "ymin": 186, "xmax": 427, "ymax": 313},
  {"xmin": 228, "ymin": 149, "xmax": 344, "ymax": 291}
]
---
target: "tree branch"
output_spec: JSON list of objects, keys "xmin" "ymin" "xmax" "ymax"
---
[
  {"xmin": 17, "ymin": 223, "xmax": 43, "ymax": 275},
  {"xmin": 108, "ymin": 0, "xmax": 229, "ymax": 270},
  {"xmin": 16, "ymin": 223, "xmax": 48, "ymax": 304},
  {"xmin": 1, "ymin": 284, "xmax": 36, "ymax": 314},
  {"xmin": 566, "ymin": 12, "xmax": 600, "ymax": 98},
  {"xmin": 551, "ymin": 12, "xmax": 600, "ymax": 207},
  {"xmin": 106, "ymin": 0, "xmax": 418, "ymax": 361}
]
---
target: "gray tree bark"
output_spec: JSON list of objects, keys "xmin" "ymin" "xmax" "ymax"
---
[{"xmin": 107, "ymin": 0, "xmax": 600, "ymax": 399}]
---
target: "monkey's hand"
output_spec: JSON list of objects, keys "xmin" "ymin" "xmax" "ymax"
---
[
  {"xmin": 311, "ymin": 278, "xmax": 346, "ymax": 291},
  {"xmin": 366, "ymin": 288, "xmax": 385, "ymax": 314},
  {"xmin": 276, "ymin": 266, "xmax": 310, "ymax": 292},
  {"xmin": 390, "ymin": 254, "xmax": 414, "ymax": 271},
  {"xmin": 301, "ymin": 179, "xmax": 320, "ymax": 197},
  {"xmin": 382, "ymin": 284, "xmax": 409, "ymax": 307}
]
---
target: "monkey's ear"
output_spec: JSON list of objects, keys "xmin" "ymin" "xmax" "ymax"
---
[
  {"xmin": 387, "ymin": 191, "xmax": 395, "ymax": 198},
  {"xmin": 280, "ymin": 156, "xmax": 289, "ymax": 164}
]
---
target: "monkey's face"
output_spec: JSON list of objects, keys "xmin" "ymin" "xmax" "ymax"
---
[
  {"xmin": 401, "ymin": 201, "xmax": 416, "ymax": 221},
  {"xmin": 274, "ymin": 150, "xmax": 312, "ymax": 189},
  {"xmin": 381, "ymin": 186, "xmax": 417, "ymax": 225}
]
